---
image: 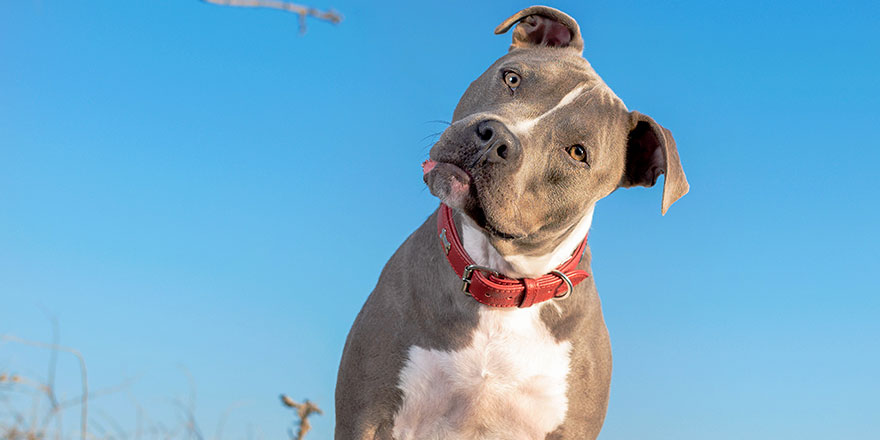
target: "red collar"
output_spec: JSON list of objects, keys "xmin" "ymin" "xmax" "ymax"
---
[{"xmin": 437, "ymin": 204, "xmax": 590, "ymax": 308}]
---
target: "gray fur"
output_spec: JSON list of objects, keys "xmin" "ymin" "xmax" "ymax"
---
[{"xmin": 336, "ymin": 6, "xmax": 687, "ymax": 439}]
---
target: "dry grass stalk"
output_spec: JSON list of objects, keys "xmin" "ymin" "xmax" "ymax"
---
[
  {"xmin": 1, "ymin": 334, "xmax": 88, "ymax": 440},
  {"xmin": 280, "ymin": 395, "xmax": 321, "ymax": 440}
]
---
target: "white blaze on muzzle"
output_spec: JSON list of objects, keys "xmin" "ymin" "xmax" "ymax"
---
[{"xmin": 508, "ymin": 82, "xmax": 597, "ymax": 136}]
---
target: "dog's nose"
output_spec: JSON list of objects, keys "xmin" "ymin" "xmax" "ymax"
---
[{"xmin": 475, "ymin": 120, "xmax": 521, "ymax": 164}]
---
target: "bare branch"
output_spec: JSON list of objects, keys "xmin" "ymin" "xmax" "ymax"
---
[{"xmin": 200, "ymin": 0, "xmax": 343, "ymax": 34}]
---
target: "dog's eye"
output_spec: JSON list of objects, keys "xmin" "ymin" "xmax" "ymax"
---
[
  {"xmin": 503, "ymin": 71, "xmax": 521, "ymax": 90},
  {"xmin": 566, "ymin": 145, "xmax": 588, "ymax": 163}
]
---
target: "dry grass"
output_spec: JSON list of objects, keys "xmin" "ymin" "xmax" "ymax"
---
[
  {"xmin": 1, "ymin": 332, "xmax": 321, "ymax": 440},
  {"xmin": 279, "ymin": 396, "xmax": 321, "ymax": 440}
]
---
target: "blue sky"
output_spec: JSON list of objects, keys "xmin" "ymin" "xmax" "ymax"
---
[{"xmin": 1, "ymin": 0, "xmax": 878, "ymax": 438}]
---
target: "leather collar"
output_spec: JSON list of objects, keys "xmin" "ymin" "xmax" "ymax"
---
[{"xmin": 437, "ymin": 203, "xmax": 590, "ymax": 308}]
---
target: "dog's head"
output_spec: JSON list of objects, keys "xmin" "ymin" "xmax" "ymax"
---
[{"xmin": 424, "ymin": 6, "xmax": 688, "ymax": 257}]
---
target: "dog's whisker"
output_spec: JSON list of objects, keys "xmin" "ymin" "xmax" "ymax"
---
[
  {"xmin": 419, "ymin": 132, "xmax": 443, "ymax": 143},
  {"xmin": 423, "ymin": 120, "xmax": 452, "ymax": 126}
]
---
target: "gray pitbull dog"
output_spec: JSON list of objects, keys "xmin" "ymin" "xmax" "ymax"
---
[{"xmin": 336, "ymin": 6, "xmax": 688, "ymax": 440}]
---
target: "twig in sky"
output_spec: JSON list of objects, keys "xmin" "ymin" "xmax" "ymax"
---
[{"xmin": 200, "ymin": 0, "xmax": 343, "ymax": 34}]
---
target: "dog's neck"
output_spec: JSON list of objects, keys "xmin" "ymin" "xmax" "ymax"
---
[{"xmin": 459, "ymin": 205, "xmax": 594, "ymax": 279}]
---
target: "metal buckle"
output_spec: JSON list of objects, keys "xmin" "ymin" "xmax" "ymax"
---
[
  {"xmin": 461, "ymin": 264, "xmax": 498, "ymax": 296},
  {"xmin": 550, "ymin": 270, "xmax": 573, "ymax": 300}
]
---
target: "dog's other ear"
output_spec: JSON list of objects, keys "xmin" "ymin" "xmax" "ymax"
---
[
  {"xmin": 620, "ymin": 112, "xmax": 689, "ymax": 215},
  {"xmin": 494, "ymin": 6, "xmax": 583, "ymax": 52}
]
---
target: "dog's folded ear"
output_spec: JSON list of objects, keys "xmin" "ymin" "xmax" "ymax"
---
[
  {"xmin": 494, "ymin": 6, "xmax": 583, "ymax": 52},
  {"xmin": 620, "ymin": 112, "xmax": 689, "ymax": 215}
]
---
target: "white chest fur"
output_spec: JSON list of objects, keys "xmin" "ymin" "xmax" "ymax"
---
[
  {"xmin": 391, "ymin": 207, "xmax": 594, "ymax": 439},
  {"xmin": 392, "ymin": 305, "xmax": 572, "ymax": 440}
]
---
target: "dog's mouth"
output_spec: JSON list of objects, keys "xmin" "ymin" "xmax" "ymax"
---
[
  {"xmin": 422, "ymin": 159, "xmax": 473, "ymax": 209},
  {"xmin": 423, "ymin": 159, "xmax": 527, "ymax": 241},
  {"xmin": 481, "ymin": 220, "xmax": 524, "ymax": 240}
]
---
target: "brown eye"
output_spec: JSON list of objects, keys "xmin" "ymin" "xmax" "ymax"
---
[
  {"xmin": 504, "ymin": 71, "xmax": 521, "ymax": 90},
  {"xmin": 567, "ymin": 145, "xmax": 588, "ymax": 162}
]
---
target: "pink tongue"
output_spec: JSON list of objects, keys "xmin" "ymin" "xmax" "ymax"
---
[{"xmin": 422, "ymin": 159, "xmax": 438, "ymax": 175}]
